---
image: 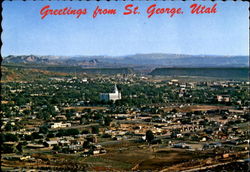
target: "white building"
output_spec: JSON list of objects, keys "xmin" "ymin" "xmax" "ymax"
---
[
  {"xmin": 217, "ymin": 95, "xmax": 230, "ymax": 102},
  {"xmin": 50, "ymin": 122, "xmax": 71, "ymax": 129},
  {"xmin": 100, "ymin": 85, "xmax": 121, "ymax": 102}
]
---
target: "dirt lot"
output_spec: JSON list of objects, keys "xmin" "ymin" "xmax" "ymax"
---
[
  {"xmin": 2, "ymin": 141, "xmax": 247, "ymax": 171},
  {"xmin": 63, "ymin": 106, "xmax": 107, "ymax": 111},
  {"xmin": 98, "ymin": 141, "xmax": 208, "ymax": 171},
  {"xmin": 1, "ymin": 142, "xmax": 205, "ymax": 171},
  {"xmin": 163, "ymin": 105, "xmax": 233, "ymax": 113}
]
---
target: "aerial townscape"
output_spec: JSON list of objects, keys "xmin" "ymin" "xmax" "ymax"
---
[
  {"xmin": 1, "ymin": 55, "xmax": 249, "ymax": 171},
  {"xmin": 2, "ymin": 1, "xmax": 249, "ymax": 171}
]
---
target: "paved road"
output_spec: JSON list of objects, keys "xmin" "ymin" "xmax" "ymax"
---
[{"xmin": 49, "ymin": 123, "xmax": 99, "ymax": 131}]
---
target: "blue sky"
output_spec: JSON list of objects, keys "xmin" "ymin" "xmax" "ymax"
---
[{"xmin": 2, "ymin": 1, "xmax": 249, "ymax": 57}]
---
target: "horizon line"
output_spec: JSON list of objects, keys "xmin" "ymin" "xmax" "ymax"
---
[{"xmin": 3, "ymin": 53, "xmax": 249, "ymax": 58}]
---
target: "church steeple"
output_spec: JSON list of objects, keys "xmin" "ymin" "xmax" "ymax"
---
[{"xmin": 114, "ymin": 84, "xmax": 118, "ymax": 93}]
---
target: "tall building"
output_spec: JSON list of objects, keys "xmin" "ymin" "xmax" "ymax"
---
[{"xmin": 100, "ymin": 85, "xmax": 121, "ymax": 102}]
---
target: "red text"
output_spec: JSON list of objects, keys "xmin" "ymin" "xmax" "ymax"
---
[
  {"xmin": 40, "ymin": 5, "xmax": 87, "ymax": 19},
  {"xmin": 147, "ymin": 4, "xmax": 183, "ymax": 18},
  {"xmin": 93, "ymin": 6, "xmax": 116, "ymax": 18}
]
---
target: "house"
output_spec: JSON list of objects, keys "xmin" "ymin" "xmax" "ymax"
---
[
  {"xmin": 59, "ymin": 140, "xmax": 70, "ymax": 146},
  {"xmin": 55, "ymin": 115, "xmax": 67, "ymax": 121},
  {"xmin": 91, "ymin": 145, "xmax": 106, "ymax": 155},
  {"xmin": 26, "ymin": 144, "xmax": 45, "ymax": 149},
  {"xmin": 203, "ymin": 142, "xmax": 222, "ymax": 149},
  {"xmin": 44, "ymin": 141, "xmax": 58, "ymax": 147},
  {"xmin": 217, "ymin": 95, "xmax": 230, "ymax": 102},
  {"xmin": 50, "ymin": 122, "xmax": 71, "ymax": 129},
  {"xmin": 93, "ymin": 150, "xmax": 100, "ymax": 155}
]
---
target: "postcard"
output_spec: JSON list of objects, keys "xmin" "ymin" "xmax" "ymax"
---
[{"xmin": 1, "ymin": 0, "xmax": 249, "ymax": 171}]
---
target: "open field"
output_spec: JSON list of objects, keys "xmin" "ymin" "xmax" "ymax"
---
[
  {"xmin": 162, "ymin": 105, "xmax": 234, "ymax": 113},
  {"xmin": 63, "ymin": 106, "xmax": 108, "ymax": 111},
  {"xmin": 2, "ymin": 141, "xmax": 248, "ymax": 171}
]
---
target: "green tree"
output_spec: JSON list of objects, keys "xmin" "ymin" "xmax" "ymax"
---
[
  {"xmin": 171, "ymin": 108, "xmax": 178, "ymax": 113},
  {"xmin": 1, "ymin": 144, "xmax": 16, "ymax": 153},
  {"xmin": 146, "ymin": 130, "xmax": 154, "ymax": 143},
  {"xmin": 66, "ymin": 129, "xmax": 79, "ymax": 136},
  {"xmin": 31, "ymin": 132, "xmax": 43, "ymax": 140},
  {"xmin": 81, "ymin": 130, "xmax": 89, "ymax": 134},
  {"xmin": 104, "ymin": 116, "xmax": 112, "ymax": 126},
  {"xmin": 24, "ymin": 135, "xmax": 32, "ymax": 141},
  {"xmin": 16, "ymin": 143, "xmax": 23, "ymax": 153},
  {"xmin": 91, "ymin": 126, "xmax": 99, "ymax": 134},
  {"xmin": 4, "ymin": 133, "xmax": 18, "ymax": 142},
  {"xmin": 39, "ymin": 125, "xmax": 49, "ymax": 134},
  {"xmin": 5, "ymin": 123, "xmax": 12, "ymax": 131},
  {"xmin": 47, "ymin": 132, "xmax": 55, "ymax": 138},
  {"xmin": 52, "ymin": 145, "xmax": 60, "ymax": 151},
  {"xmin": 65, "ymin": 109, "xmax": 76, "ymax": 120},
  {"xmin": 82, "ymin": 140, "xmax": 90, "ymax": 148}
]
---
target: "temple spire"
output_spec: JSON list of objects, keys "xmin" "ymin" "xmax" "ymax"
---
[{"xmin": 114, "ymin": 84, "xmax": 118, "ymax": 93}]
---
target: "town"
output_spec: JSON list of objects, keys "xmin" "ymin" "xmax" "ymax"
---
[
  {"xmin": 2, "ymin": 0, "xmax": 249, "ymax": 171},
  {"xmin": 1, "ymin": 71, "xmax": 249, "ymax": 171}
]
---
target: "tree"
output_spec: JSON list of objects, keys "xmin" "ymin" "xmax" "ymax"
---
[
  {"xmin": 81, "ymin": 130, "xmax": 89, "ymax": 134},
  {"xmin": 2, "ymin": 144, "xmax": 16, "ymax": 153},
  {"xmin": 93, "ymin": 113, "xmax": 102, "ymax": 120},
  {"xmin": 16, "ymin": 143, "xmax": 23, "ymax": 153},
  {"xmin": 1, "ymin": 134, "xmax": 6, "ymax": 143},
  {"xmin": 104, "ymin": 116, "xmax": 112, "ymax": 126},
  {"xmin": 56, "ymin": 130, "xmax": 65, "ymax": 137},
  {"xmin": 146, "ymin": 130, "xmax": 154, "ymax": 143},
  {"xmin": 15, "ymin": 96, "xmax": 26, "ymax": 106},
  {"xmin": 4, "ymin": 133, "xmax": 18, "ymax": 142},
  {"xmin": 66, "ymin": 129, "xmax": 79, "ymax": 136},
  {"xmin": 31, "ymin": 132, "xmax": 43, "ymax": 140},
  {"xmin": 52, "ymin": 145, "xmax": 60, "ymax": 151},
  {"xmin": 23, "ymin": 109, "xmax": 31, "ymax": 115},
  {"xmin": 101, "ymin": 133, "xmax": 111, "ymax": 138},
  {"xmin": 91, "ymin": 126, "xmax": 99, "ymax": 134},
  {"xmin": 39, "ymin": 125, "xmax": 49, "ymax": 134},
  {"xmin": 24, "ymin": 134, "xmax": 32, "ymax": 141},
  {"xmin": 65, "ymin": 109, "xmax": 76, "ymax": 120},
  {"xmin": 171, "ymin": 108, "xmax": 178, "ymax": 113},
  {"xmin": 37, "ymin": 110, "xmax": 50, "ymax": 120},
  {"xmin": 47, "ymin": 132, "xmax": 55, "ymax": 138},
  {"xmin": 82, "ymin": 140, "xmax": 90, "ymax": 148},
  {"xmin": 5, "ymin": 123, "xmax": 12, "ymax": 131},
  {"xmin": 56, "ymin": 129, "xmax": 79, "ymax": 137}
]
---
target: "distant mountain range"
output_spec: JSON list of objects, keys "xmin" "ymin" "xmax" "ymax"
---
[
  {"xmin": 2, "ymin": 55, "xmax": 101, "ymax": 67},
  {"xmin": 2, "ymin": 54, "xmax": 249, "ymax": 68}
]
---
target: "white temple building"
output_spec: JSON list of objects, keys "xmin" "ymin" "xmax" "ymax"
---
[{"xmin": 100, "ymin": 85, "xmax": 121, "ymax": 102}]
